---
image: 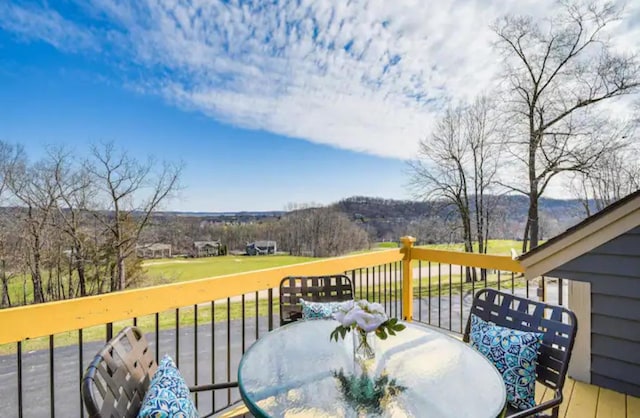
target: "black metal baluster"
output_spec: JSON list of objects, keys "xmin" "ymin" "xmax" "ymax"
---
[
  {"xmin": 366, "ymin": 267, "xmax": 370, "ymax": 301},
  {"xmin": 428, "ymin": 262, "xmax": 431, "ymax": 325},
  {"xmin": 79, "ymin": 329, "xmax": 84, "ymax": 418},
  {"xmin": 558, "ymin": 278, "xmax": 564, "ymax": 306},
  {"xmin": 242, "ymin": 294, "xmax": 246, "ymax": 353},
  {"xmin": 511, "ymin": 272, "xmax": 515, "ymax": 294},
  {"xmin": 268, "ymin": 289, "xmax": 274, "ymax": 331},
  {"xmin": 17, "ymin": 341, "xmax": 22, "ymax": 418},
  {"xmin": 395, "ymin": 263, "xmax": 399, "ymax": 317},
  {"xmin": 50, "ymin": 335, "xmax": 55, "ymax": 418},
  {"xmin": 375, "ymin": 265, "xmax": 379, "ymax": 303},
  {"xmin": 383, "ymin": 264, "xmax": 388, "ymax": 313},
  {"xmin": 211, "ymin": 301, "xmax": 216, "ymax": 412},
  {"xmin": 106, "ymin": 322, "xmax": 113, "ymax": 342},
  {"xmin": 497, "ymin": 270, "xmax": 501, "ymax": 292},
  {"xmin": 438, "ymin": 263, "xmax": 442, "ymax": 329},
  {"xmin": 194, "ymin": 304, "xmax": 199, "ymax": 408},
  {"xmin": 155, "ymin": 313, "xmax": 160, "ymax": 365},
  {"xmin": 448, "ymin": 264, "xmax": 452, "ymax": 331},
  {"xmin": 418, "ymin": 260, "xmax": 422, "ymax": 322},
  {"xmin": 133, "ymin": 317, "xmax": 137, "ymax": 327},
  {"xmin": 358, "ymin": 268, "xmax": 363, "ymax": 299},
  {"xmin": 175, "ymin": 308, "xmax": 180, "ymax": 368},
  {"xmin": 226, "ymin": 298, "xmax": 231, "ymax": 405}
]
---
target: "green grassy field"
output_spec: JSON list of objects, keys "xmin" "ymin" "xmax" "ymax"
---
[
  {"xmin": 141, "ymin": 254, "xmax": 316, "ymax": 285},
  {"xmin": 419, "ymin": 239, "xmax": 525, "ymax": 256}
]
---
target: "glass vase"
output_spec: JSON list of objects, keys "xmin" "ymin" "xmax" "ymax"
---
[{"xmin": 353, "ymin": 328, "xmax": 376, "ymax": 365}]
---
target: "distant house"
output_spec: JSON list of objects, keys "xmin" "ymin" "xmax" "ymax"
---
[
  {"xmin": 194, "ymin": 241, "xmax": 221, "ymax": 257},
  {"xmin": 136, "ymin": 243, "xmax": 172, "ymax": 259},
  {"xmin": 518, "ymin": 189, "xmax": 640, "ymax": 397},
  {"xmin": 246, "ymin": 240, "xmax": 277, "ymax": 256}
]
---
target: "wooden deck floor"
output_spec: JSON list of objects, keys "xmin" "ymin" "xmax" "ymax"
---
[{"xmin": 537, "ymin": 378, "xmax": 640, "ymax": 418}]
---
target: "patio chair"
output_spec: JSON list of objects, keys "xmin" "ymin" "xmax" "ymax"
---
[
  {"xmin": 279, "ymin": 275, "xmax": 354, "ymax": 325},
  {"xmin": 81, "ymin": 326, "xmax": 241, "ymax": 418},
  {"xmin": 463, "ymin": 288, "xmax": 578, "ymax": 418}
]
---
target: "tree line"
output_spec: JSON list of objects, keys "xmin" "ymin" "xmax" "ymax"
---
[
  {"xmin": 410, "ymin": 0, "xmax": 640, "ymax": 258},
  {"xmin": 0, "ymin": 140, "xmax": 375, "ymax": 307},
  {"xmin": 0, "ymin": 141, "xmax": 181, "ymax": 307}
]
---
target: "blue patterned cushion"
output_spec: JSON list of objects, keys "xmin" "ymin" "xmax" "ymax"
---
[
  {"xmin": 469, "ymin": 314, "xmax": 543, "ymax": 411},
  {"xmin": 137, "ymin": 355, "xmax": 198, "ymax": 418},
  {"xmin": 300, "ymin": 299, "xmax": 351, "ymax": 320}
]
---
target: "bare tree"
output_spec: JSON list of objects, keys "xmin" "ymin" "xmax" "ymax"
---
[
  {"xmin": 279, "ymin": 205, "xmax": 369, "ymax": 257},
  {"xmin": 494, "ymin": 1, "xmax": 640, "ymax": 250},
  {"xmin": 409, "ymin": 97, "xmax": 500, "ymax": 274},
  {"xmin": 0, "ymin": 142, "xmax": 26, "ymax": 306},
  {"xmin": 570, "ymin": 138, "xmax": 640, "ymax": 215},
  {"xmin": 7, "ymin": 153, "xmax": 60, "ymax": 303},
  {"xmin": 52, "ymin": 151, "xmax": 96, "ymax": 297},
  {"xmin": 88, "ymin": 142, "xmax": 182, "ymax": 290}
]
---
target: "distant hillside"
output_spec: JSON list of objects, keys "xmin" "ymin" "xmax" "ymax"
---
[{"xmin": 331, "ymin": 195, "xmax": 590, "ymax": 242}]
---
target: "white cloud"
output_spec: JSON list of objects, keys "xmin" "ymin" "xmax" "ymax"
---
[
  {"xmin": 0, "ymin": 3, "xmax": 97, "ymax": 52},
  {"xmin": 1, "ymin": 0, "xmax": 639, "ymax": 160}
]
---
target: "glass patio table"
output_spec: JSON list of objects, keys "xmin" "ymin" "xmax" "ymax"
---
[{"xmin": 238, "ymin": 320, "xmax": 506, "ymax": 417}]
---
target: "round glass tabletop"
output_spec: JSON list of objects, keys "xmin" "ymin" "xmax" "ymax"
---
[{"xmin": 238, "ymin": 320, "xmax": 506, "ymax": 418}]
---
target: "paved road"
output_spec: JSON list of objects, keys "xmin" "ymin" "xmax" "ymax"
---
[{"xmin": 0, "ymin": 279, "xmax": 566, "ymax": 418}]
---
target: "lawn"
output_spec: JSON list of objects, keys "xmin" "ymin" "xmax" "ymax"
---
[
  {"xmin": 141, "ymin": 254, "xmax": 317, "ymax": 285},
  {"xmin": 419, "ymin": 239, "xmax": 526, "ymax": 256}
]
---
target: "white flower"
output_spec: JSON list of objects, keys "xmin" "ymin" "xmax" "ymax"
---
[
  {"xmin": 333, "ymin": 299, "xmax": 388, "ymax": 332},
  {"xmin": 333, "ymin": 300, "xmax": 355, "ymax": 324},
  {"xmin": 353, "ymin": 309, "xmax": 387, "ymax": 332}
]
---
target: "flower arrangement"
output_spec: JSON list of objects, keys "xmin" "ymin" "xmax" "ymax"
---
[{"xmin": 329, "ymin": 300, "xmax": 406, "ymax": 358}]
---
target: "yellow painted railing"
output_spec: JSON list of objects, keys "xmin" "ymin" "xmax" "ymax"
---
[{"xmin": 0, "ymin": 237, "xmax": 524, "ymax": 346}]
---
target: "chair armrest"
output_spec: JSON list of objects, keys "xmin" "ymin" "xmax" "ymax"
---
[
  {"xmin": 507, "ymin": 389, "xmax": 562, "ymax": 418},
  {"xmin": 189, "ymin": 381, "xmax": 238, "ymax": 392}
]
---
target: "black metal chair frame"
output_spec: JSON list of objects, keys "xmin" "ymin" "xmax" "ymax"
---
[
  {"xmin": 82, "ymin": 326, "xmax": 238, "ymax": 418},
  {"xmin": 279, "ymin": 274, "xmax": 354, "ymax": 326},
  {"xmin": 463, "ymin": 289, "xmax": 578, "ymax": 418}
]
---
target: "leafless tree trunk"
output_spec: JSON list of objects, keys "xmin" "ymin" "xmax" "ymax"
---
[
  {"xmin": 52, "ymin": 152, "xmax": 96, "ymax": 297},
  {"xmin": 8, "ymin": 153, "xmax": 60, "ymax": 303},
  {"xmin": 494, "ymin": 1, "xmax": 640, "ymax": 250},
  {"xmin": 88, "ymin": 142, "xmax": 182, "ymax": 290},
  {"xmin": 409, "ymin": 97, "xmax": 500, "ymax": 281}
]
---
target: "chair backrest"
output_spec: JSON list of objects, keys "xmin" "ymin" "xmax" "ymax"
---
[
  {"xmin": 82, "ymin": 326, "xmax": 157, "ymax": 418},
  {"xmin": 279, "ymin": 275, "xmax": 354, "ymax": 325},
  {"xmin": 463, "ymin": 289, "xmax": 577, "ymax": 393}
]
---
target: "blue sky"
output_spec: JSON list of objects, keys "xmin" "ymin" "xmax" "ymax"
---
[{"xmin": 1, "ymin": 1, "xmax": 638, "ymax": 211}]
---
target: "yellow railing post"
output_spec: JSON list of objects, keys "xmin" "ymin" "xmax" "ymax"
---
[{"xmin": 400, "ymin": 236, "xmax": 416, "ymax": 322}]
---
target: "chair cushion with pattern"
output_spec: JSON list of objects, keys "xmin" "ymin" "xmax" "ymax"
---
[
  {"xmin": 300, "ymin": 299, "xmax": 352, "ymax": 320},
  {"xmin": 137, "ymin": 354, "xmax": 198, "ymax": 418},
  {"xmin": 469, "ymin": 313, "xmax": 543, "ymax": 411}
]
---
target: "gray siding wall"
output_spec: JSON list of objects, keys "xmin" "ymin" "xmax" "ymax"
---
[{"xmin": 548, "ymin": 226, "xmax": 640, "ymax": 397}]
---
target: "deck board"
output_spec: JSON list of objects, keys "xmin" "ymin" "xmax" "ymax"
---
[
  {"xmin": 558, "ymin": 378, "xmax": 576, "ymax": 418},
  {"xmin": 627, "ymin": 394, "xmax": 640, "ymax": 418},
  {"xmin": 566, "ymin": 380, "xmax": 600, "ymax": 418},
  {"xmin": 596, "ymin": 388, "xmax": 627, "ymax": 418}
]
